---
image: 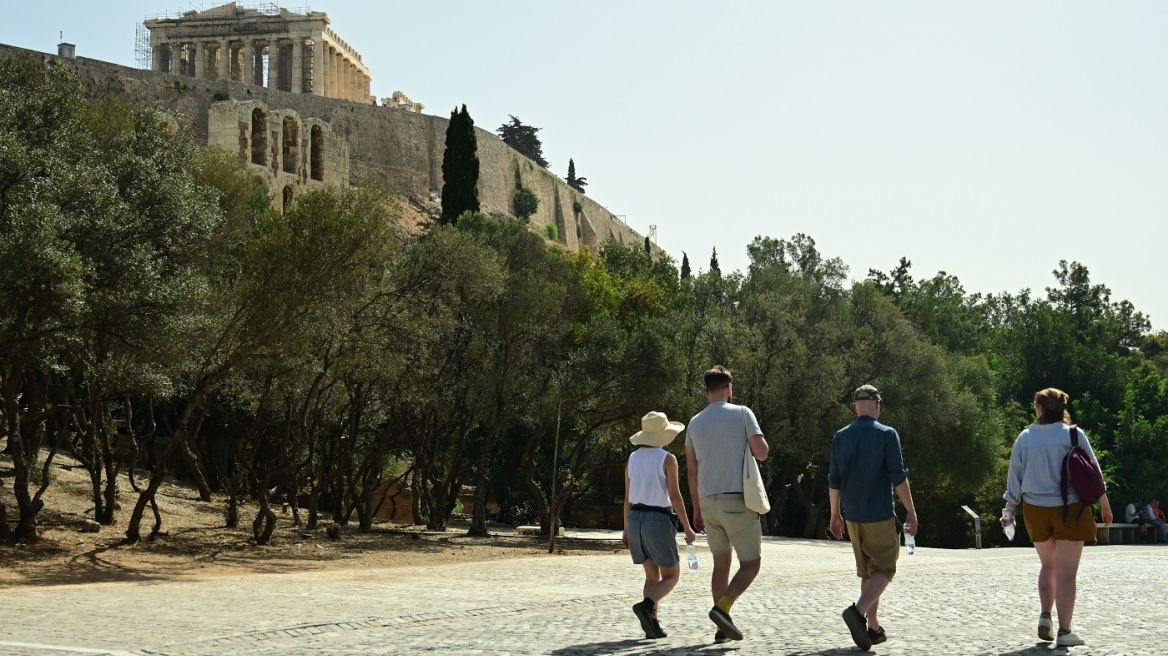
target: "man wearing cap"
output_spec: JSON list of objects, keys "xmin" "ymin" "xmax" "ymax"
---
[
  {"xmin": 829, "ymin": 384, "xmax": 918, "ymax": 651},
  {"xmin": 685, "ymin": 365, "xmax": 768, "ymax": 643},
  {"xmin": 623, "ymin": 411, "xmax": 697, "ymax": 639}
]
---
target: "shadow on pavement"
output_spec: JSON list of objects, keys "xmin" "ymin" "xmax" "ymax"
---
[
  {"xmin": 550, "ymin": 638, "xmax": 740, "ymax": 655},
  {"xmin": 780, "ymin": 644, "xmax": 864, "ymax": 648},
  {"xmin": 996, "ymin": 644, "xmax": 1064, "ymax": 655}
]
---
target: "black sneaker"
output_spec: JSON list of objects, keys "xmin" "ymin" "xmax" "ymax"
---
[
  {"xmin": 867, "ymin": 626, "xmax": 887, "ymax": 645},
  {"xmin": 708, "ymin": 605, "xmax": 743, "ymax": 641},
  {"xmin": 650, "ymin": 618, "xmax": 667, "ymax": 639},
  {"xmin": 633, "ymin": 599, "xmax": 656, "ymax": 639},
  {"xmin": 842, "ymin": 604, "xmax": 872, "ymax": 651},
  {"xmin": 713, "ymin": 631, "xmax": 728, "ymax": 644}
]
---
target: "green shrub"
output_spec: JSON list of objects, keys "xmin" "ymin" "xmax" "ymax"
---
[
  {"xmin": 513, "ymin": 186, "xmax": 539, "ymax": 221},
  {"xmin": 545, "ymin": 223, "xmax": 559, "ymax": 241}
]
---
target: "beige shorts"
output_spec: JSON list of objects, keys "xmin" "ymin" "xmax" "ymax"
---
[
  {"xmin": 846, "ymin": 517, "xmax": 899, "ymax": 581},
  {"xmin": 702, "ymin": 493, "xmax": 762, "ymax": 562}
]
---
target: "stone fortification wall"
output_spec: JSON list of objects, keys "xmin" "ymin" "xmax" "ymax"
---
[{"xmin": 0, "ymin": 43, "xmax": 648, "ymax": 253}]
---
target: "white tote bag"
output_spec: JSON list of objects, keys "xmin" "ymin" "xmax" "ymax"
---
[{"xmin": 741, "ymin": 408, "xmax": 770, "ymax": 514}]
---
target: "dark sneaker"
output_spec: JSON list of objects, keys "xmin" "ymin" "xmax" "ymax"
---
[
  {"xmin": 632, "ymin": 599, "xmax": 655, "ymax": 638},
  {"xmin": 867, "ymin": 626, "xmax": 887, "ymax": 645},
  {"xmin": 708, "ymin": 605, "xmax": 743, "ymax": 641},
  {"xmin": 713, "ymin": 631, "xmax": 728, "ymax": 644},
  {"xmin": 843, "ymin": 604, "xmax": 872, "ymax": 651},
  {"xmin": 649, "ymin": 618, "xmax": 667, "ymax": 639}
]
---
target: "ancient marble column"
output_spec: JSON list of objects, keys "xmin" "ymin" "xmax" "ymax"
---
[
  {"xmin": 217, "ymin": 39, "xmax": 229, "ymax": 81},
  {"xmin": 193, "ymin": 42, "xmax": 205, "ymax": 79},
  {"xmin": 267, "ymin": 40, "xmax": 280, "ymax": 90},
  {"xmin": 291, "ymin": 39, "xmax": 304, "ymax": 94}
]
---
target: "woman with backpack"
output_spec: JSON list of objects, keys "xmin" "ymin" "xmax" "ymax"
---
[{"xmin": 1000, "ymin": 388, "xmax": 1114, "ymax": 647}]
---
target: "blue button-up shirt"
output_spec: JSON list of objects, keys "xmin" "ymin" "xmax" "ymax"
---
[{"xmin": 828, "ymin": 416, "xmax": 908, "ymax": 523}]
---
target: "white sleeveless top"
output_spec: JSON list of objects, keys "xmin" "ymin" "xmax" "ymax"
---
[{"xmin": 628, "ymin": 447, "xmax": 671, "ymax": 508}]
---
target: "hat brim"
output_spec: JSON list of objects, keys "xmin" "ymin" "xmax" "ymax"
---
[{"xmin": 630, "ymin": 421, "xmax": 685, "ymax": 448}]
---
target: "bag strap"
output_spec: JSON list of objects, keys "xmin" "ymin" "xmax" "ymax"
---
[
  {"xmin": 1070, "ymin": 424, "xmax": 1079, "ymax": 448},
  {"xmin": 741, "ymin": 407, "xmax": 750, "ymax": 455}
]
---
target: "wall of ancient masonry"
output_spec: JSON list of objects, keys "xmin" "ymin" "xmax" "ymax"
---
[
  {"xmin": 0, "ymin": 43, "xmax": 650, "ymax": 253},
  {"xmin": 207, "ymin": 100, "xmax": 350, "ymax": 212}
]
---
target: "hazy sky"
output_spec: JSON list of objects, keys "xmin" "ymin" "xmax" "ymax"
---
[{"xmin": 4, "ymin": 2, "xmax": 1166, "ymax": 328}]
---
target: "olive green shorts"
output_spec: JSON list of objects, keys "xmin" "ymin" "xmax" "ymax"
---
[{"xmin": 845, "ymin": 517, "xmax": 899, "ymax": 581}]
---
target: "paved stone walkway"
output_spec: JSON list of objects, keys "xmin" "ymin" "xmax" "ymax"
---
[{"xmin": 1, "ymin": 535, "xmax": 1162, "ymax": 655}]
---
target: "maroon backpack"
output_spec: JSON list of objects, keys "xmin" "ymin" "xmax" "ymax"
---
[{"xmin": 1060, "ymin": 425, "xmax": 1105, "ymax": 519}]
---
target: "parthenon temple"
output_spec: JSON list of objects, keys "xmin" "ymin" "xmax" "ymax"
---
[{"xmin": 144, "ymin": 2, "xmax": 374, "ymax": 103}]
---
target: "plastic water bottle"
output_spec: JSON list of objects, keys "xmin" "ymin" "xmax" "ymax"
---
[
  {"xmin": 1002, "ymin": 506, "xmax": 1016, "ymax": 542},
  {"xmin": 904, "ymin": 525, "xmax": 916, "ymax": 555},
  {"xmin": 686, "ymin": 543, "xmax": 699, "ymax": 572}
]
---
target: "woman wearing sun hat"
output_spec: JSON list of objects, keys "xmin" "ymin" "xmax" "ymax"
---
[{"xmin": 623, "ymin": 411, "xmax": 698, "ymax": 640}]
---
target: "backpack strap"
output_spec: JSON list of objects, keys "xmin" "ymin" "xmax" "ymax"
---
[{"xmin": 1070, "ymin": 424, "xmax": 1079, "ymax": 447}]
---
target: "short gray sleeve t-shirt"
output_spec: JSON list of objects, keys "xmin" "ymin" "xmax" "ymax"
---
[{"xmin": 685, "ymin": 402, "xmax": 763, "ymax": 496}]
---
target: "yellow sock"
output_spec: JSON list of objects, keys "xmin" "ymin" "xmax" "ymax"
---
[{"xmin": 717, "ymin": 595, "xmax": 734, "ymax": 613}]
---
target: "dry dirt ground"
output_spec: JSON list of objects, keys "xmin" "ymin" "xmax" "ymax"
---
[{"xmin": 0, "ymin": 451, "xmax": 617, "ymax": 588}]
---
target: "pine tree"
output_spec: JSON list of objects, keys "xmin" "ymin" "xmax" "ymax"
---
[
  {"xmin": 566, "ymin": 158, "xmax": 588, "ymax": 194},
  {"xmin": 440, "ymin": 105, "xmax": 480, "ymax": 225},
  {"xmin": 680, "ymin": 252, "xmax": 691, "ymax": 280},
  {"xmin": 710, "ymin": 247, "xmax": 721, "ymax": 275},
  {"xmin": 497, "ymin": 115, "xmax": 548, "ymax": 168}
]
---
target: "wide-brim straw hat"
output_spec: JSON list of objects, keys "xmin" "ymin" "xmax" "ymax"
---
[{"xmin": 630, "ymin": 411, "xmax": 685, "ymax": 448}]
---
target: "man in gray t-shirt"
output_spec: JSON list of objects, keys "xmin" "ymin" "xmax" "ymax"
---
[{"xmin": 685, "ymin": 365, "xmax": 768, "ymax": 644}]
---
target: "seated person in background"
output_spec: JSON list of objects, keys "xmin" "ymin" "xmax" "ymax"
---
[
  {"xmin": 1126, "ymin": 499, "xmax": 1154, "ymax": 542},
  {"xmin": 1144, "ymin": 499, "xmax": 1167, "ymax": 543},
  {"xmin": 1153, "ymin": 499, "xmax": 1166, "ymax": 523},
  {"xmin": 1124, "ymin": 499, "xmax": 1142, "ymax": 523}
]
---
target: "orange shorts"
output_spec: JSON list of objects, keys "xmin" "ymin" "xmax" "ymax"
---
[{"xmin": 1022, "ymin": 502, "xmax": 1097, "ymax": 544}]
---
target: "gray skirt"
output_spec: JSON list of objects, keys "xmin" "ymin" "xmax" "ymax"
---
[{"xmin": 628, "ymin": 509, "xmax": 679, "ymax": 566}]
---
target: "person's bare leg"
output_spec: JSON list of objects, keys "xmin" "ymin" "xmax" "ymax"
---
[
  {"xmin": 1033, "ymin": 539, "xmax": 1057, "ymax": 615},
  {"xmin": 866, "ymin": 595, "xmax": 880, "ymax": 630},
  {"xmin": 1053, "ymin": 540, "xmax": 1084, "ymax": 630},
  {"xmin": 642, "ymin": 561, "xmax": 662, "ymax": 602},
  {"xmin": 856, "ymin": 573, "xmax": 889, "ymax": 618},
  {"xmin": 647, "ymin": 564, "xmax": 681, "ymax": 614},
  {"xmin": 725, "ymin": 557, "xmax": 761, "ymax": 600},
  {"xmin": 711, "ymin": 551, "xmax": 733, "ymax": 603}
]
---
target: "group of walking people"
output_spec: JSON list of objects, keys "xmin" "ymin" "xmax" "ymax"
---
[{"xmin": 623, "ymin": 367, "xmax": 1111, "ymax": 650}]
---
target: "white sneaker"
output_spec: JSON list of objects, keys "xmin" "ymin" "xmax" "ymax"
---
[
  {"xmin": 1056, "ymin": 631, "xmax": 1085, "ymax": 646},
  {"xmin": 1037, "ymin": 616, "xmax": 1054, "ymax": 641}
]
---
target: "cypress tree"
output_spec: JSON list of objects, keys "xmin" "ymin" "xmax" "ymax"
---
[
  {"xmin": 567, "ymin": 158, "xmax": 588, "ymax": 194},
  {"xmin": 440, "ymin": 105, "xmax": 480, "ymax": 225},
  {"xmin": 644, "ymin": 236, "xmax": 651, "ymax": 257},
  {"xmin": 710, "ymin": 247, "xmax": 721, "ymax": 275},
  {"xmin": 680, "ymin": 252, "xmax": 691, "ymax": 280}
]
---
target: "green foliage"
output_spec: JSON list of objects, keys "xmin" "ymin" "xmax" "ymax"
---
[
  {"xmin": 497, "ymin": 115, "xmax": 548, "ymax": 168},
  {"xmin": 513, "ymin": 186, "xmax": 538, "ymax": 221},
  {"xmin": 440, "ymin": 105, "xmax": 479, "ymax": 225},
  {"xmin": 1, "ymin": 51, "xmax": 1162, "ymax": 547}
]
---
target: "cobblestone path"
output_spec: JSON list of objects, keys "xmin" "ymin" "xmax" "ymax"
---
[{"xmin": 2, "ymin": 536, "xmax": 1161, "ymax": 655}]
